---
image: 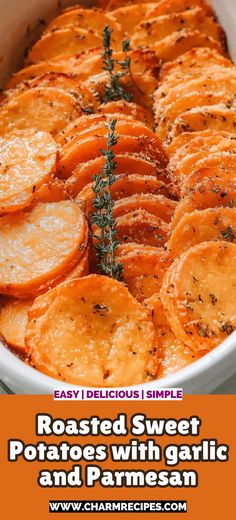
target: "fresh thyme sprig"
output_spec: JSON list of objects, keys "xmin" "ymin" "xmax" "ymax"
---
[
  {"xmin": 91, "ymin": 119, "xmax": 123, "ymax": 281},
  {"xmin": 102, "ymin": 25, "xmax": 133, "ymax": 103}
]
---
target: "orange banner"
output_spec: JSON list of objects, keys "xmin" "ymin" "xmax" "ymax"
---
[{"xmin": 0, "ymin": 395, "xmax": 235, "ymax": 519}]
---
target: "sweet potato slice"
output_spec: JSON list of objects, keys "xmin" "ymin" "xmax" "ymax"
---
[
  {"xmin": 77, "ymin": 175, "xmax": 172, "ymax": 218},
  {"xmin": 58, "ymin": 134, "xmax": 168, "ymax": 178},
  {"xmin": 168, "ymin": 105, "xmax": 236, "ymax": 142},
  {"xmin": 166, "ymin": 130, "xmax": 215, "ymax": 156},
  {"xmin": 110, "ymin": 3, "xmax": 156, "ymax": 33},
  {"xmin": 7, "ymin": 53, "xmax": 99, "ymax": 89},
  {"xmin": 116, "ymin": 248, "xmax": 172, "ymax": 301},
  {"xmin": 45, "ymin": 8, "xmax": 123, "ymax": 37},
  {"xmin": 157, "ymin": 329, "xmax": 202, "ymax": 378},
  {"xmin": 171, "ymin": 179, "xmax": 236, "ymax": 228},
  {"xmin": 153, "ymin": 69, "xmax": 236, "ymax": 123},
  {"xmin": 160, "ymin": 47, "xmax": 232, "ymax": 81},
  {"xmin": 66, "ymin": 154, "xmax": 166, "ymax": 197},
  {"xmin": 156, "ymin": 92, "xmax": 235, "ymax": 140},
  {"xmin": 115, "ymin": 209, "xmax": 169, "ymax": 247},
  {"xmin": 182, "ymin": 166, "xmax": 236, "ymax": 194},
  {"xmin": 168, "ymin": 207, "xmax": 236, "ymax": 257},
  {"xmin": 168, "ymin": 132, "xmax": 236, "ymax": 180},
  {"xmin": 0, "ymin": 87, "xmax": 81, "ymax": 138},
  {"xmin": 151, "ymin": 29, "xmax": 223, "ymax": 63},
  {"xmin": 146, "ymin": 0, "xmax": 214, "ymax": 18},
  {"xmin": 0, "ymin": 201, "xmax": 88, "ymax": 297},
  {"xmin": 98, "ymin": 100, "xmax": 153, "ymax": 127},
  {"xmin": 144, "ymin": 293, "xmax": 169, "ymax": 328},
  {"xmin": 161, "ymin": 241, "xmax": 236, "ymax": 351},
  {"xmin": 0, "ymin": 131, "xmax": 57, "ymax": 214},
  {"xmin": 131, "ymin": 8, "xmax": 224, "ymax": 49},
  {"xmin": 113, "ymin": 194, "xmax": 176, "ymax": 222},
  {"xmin": 170, "ymin": 153, "xmax": 236, "ymax": 186},
  {"xmin": 1, "ymin": 72, "xmax": 97, "ymax": 112},
  {"xmin": 27, "ymin": 28, "xmax": 104, "ymax": 64},
  {"xmin": 0, "ymin": 298, "xmax": 34, "ymax": 353},
  {"xmin": 26, "ymin": 275, "xmax": 158, "ymax": 386}
]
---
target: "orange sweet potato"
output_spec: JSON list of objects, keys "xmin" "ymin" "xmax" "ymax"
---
[
  {"xmin": 0, "ymin": 131, "xmax": 57, "ymax": 214},
  {"xmin": 0, "ymin": 298, "xmax": 34, "ymax": 353},
  {"xmin": 168, "ymin": 207, "xmax": 236, "ymax": 257},
  {"xmin": 98, "ymin": 100, "xmax": 153, "ymax": 127},
  {"xmin": 157, "ymin": 329, "xmax": 202, "ymax": 378},
  {"xmin": 146, "ymin": 0, "xmax": 214, "ymax": 18},
  {"xmin": 159, "ymin": 47, "xmax": 232, "ymax": 81},
  {"xmin": 26, "ymin": 275, "xmax": 158, "ymax": 386},
  {"xmin": 113, "ymin": 193, "xmax": 176, "ymax": 222},
  {"xmin": 161, "ymin": 241, "xmax": 236, "ymax": 351},
  {"xmin": 0, "ymin": 202, "xmax": 88, "ymax": 297},
  {"xmin": 115, "ymin": 209, "xmax": 169, "ymax": 247}
]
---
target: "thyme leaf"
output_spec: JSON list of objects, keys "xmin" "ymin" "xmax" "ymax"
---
[
  {"xmin": 91, "ymin": 119, "xmax": 123, "ymax": 281},
  {"xmin": 102, "ymin": 26, "xmax": 133, "ymax": 103}
]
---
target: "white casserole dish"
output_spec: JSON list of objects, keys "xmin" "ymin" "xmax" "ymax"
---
[{"xmin": 0, "ymin": 0, "xmax": 236, "ymax": 394}]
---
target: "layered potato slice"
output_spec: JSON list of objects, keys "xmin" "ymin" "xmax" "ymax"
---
[
  {"xmin": 182, "ymin": 166, "xmax": 236, "ymax": 194},
  {"xmin": 145, "ymin": 0, "xmax": 214, "ymax": 18},
  {"xmin": 168, "ymin": 131, "xmax": 236, "ymax": 180},
  {"xmin": 110, "ymin": 3, "xmax": 157, "ymax": 33},
  {"xmin": 0, "ymin": 298, "xmax": 34, "ymax": 353},
  {"xmin": 44, "ymin": 7, "xmax": 123, "ymax": 36},
  {"xmin": 115, "ymin": 209, "xmax": 169, "ymax": 247},
  {"xmin": 66, "ymin": 154, "xmax": 168, "ymax": 197},
  {"xmin": 154, "ymin": 69, "xmax": 236, "ymax": 124},
  {"xmin": 1, "ymin": 72, "xmax": 97, "ymax": 113},
  {"xmin": 26, "ymin": 275, "xmax": 158, "ymax": 386},
  {"xmin": 77, "ymin": 175, "xmax": 172, "ymax": 218},
  {"xmin": 0, "ymin": 87, "xmax": 82, "ymax": 138},
  {"xmin": 171, "ymin": 179, "xmax": 236, "ymax": 228},
  {"xmin": 116, "ymin": 247, "xmax": 172, "ymax": 301},
  {"xmin": 160, "ymin": 47, "xmax": 232, "ymax": 81},
  {"xmin": 0, "ymin": 202, "xmax": 88, "ymax": 297},
  {"xmin": 171, "ymin": 153, "xmax": 236, "ymax": 189},
  {"xmin": 0, "ymin": 131, "xmax": 57, "ymax": 214},
  {"xmin": 58, "ymin": 133, "xmax": 168, "ymax": 178},
  {"xmin": 146, "ymin": 29, "xmax": 223, "ymax": 62},
  {"xmin": 113, "ymin": 193, "xmax": 176, "ymax": 221},
  {"xmin": 98, "ymin": 100, "xmax": 153, "ymax": 127},
  {"xmin": 168, "ymin": 207, "xmax": 236, "ymax": 257},
  {"xmin": 131, "ymin": 8, "xmax": 224, "ymax": 49},
  {"xmin": 156, "ymin": 93, "xmax": 235, "ymax": 140},
  {"xmin": 167, "ymin": 105, "xmax": 236, "ymax": 142},
  {"xmin": 161, "ymin": 241, "xmax": 236, "ymax": 351}
]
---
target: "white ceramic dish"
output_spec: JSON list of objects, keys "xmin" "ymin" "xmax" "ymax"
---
[{"xmin": 0, "ymin": 0, "xmax": 236, "ymax": 394}]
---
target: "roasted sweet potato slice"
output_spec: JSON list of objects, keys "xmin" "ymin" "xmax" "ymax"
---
[
  {"xmin": 27, "ymin": 28, "xmax": 104, "ymax": 64},
  {"xmin": 60, "ymin": 119, "xmax": 155, "ymax": 149},
  {"xmin": 151, "ymin": 29, "xmax": 223, "ymax": 63},
  {"xmin": 166, "ymin": 130, "xmax": 214, "ymax": 156},
  {"xmin": 110, "ymin": 3, "xmax": 156, "ymax": 33},
  {"xmin": 146, "ymin": 0, "xmax": 214, "ymax": 18},
  {"xmin": 1, "ymin": 72, "xmax": 97, "ymax": 111},
  {"xmin": 0, "ymin": 87, "xmax": 81, "ymax": 138},
  {"xmin": 7, "ymin": 53, "xmax": 99, "ymax": 89},
  {"xmin": 157, "ymin": 329, "xmax": 202, "ymax": 378},
  {"xmin": 168, "ymin": 105, "xmax": 236, "ymax": 142},
  {"xmin": 45, "ymin": 7, "xmax": 123, "ymax": 37},
  {"xmin": 182, "ymin": 166, "xmax": 236, "ymax": 194},
  {"xmin": 156, "ymin": 92, "xmax": 235, "ymax": 140},
  {"xmin": 113, "ymin": 194, "xmax": 176, "ymax": 222},
  {"xmin": 168, "ymin": 207, "xmax": 236, "ymax": 257},
  {"xmin": 161, "ymin": 241, "xmax": 236, "ymax": 351},
  {"xmin": 98, "ymin": 100, "xmax": 153, "ymax": 127},
  {"xmin": 58, "ymin": 134, "xmax": 168, "ymax": 178},
  {"xmin": 26, "ymin": 275, "xmax": 158, "ymax": 386},
  {"xmin": 115, "ymin": 209, "xmax": 169, "ymax": 247},
  {"xmin": 131, "ymin": 8, "xmax": 224, "ymax": 49},
  {"xmin": 160, "ymin": 47, "xmax": 232, "ymax": 81},
  {"xmin": 171, "ymin": 179, "xmax": 236, "ymax": 228},
  {"xmin": 0, "ymin": 202, "xmax": 88, "ymax": 297},
  {"xmin": 144, "ymin": 292, "xmax": 169, "ymax": 328},
  {"xmin": 66, "ymin": 154, "xmax": 166, "ymax": 197},
  {"xmin": 154, "ymin": 69, "xmax": 236, "ymax": 123},
  {"xmin": 0, "ymin": 131, "xmax": 57, "ymax": 214},
  {"xmin": 170, "ymin": 152, "xmax": 236, "ymax": 187},
  {"xmin": 77, "ymin": 175, "xmax": 172, "ymax": 218},
  {"xmin": 168, "ymin": 132, "xmax": 236, "ymax": 180},
  {"xmin": 0, "ymin": 298, "xmax": 34, "ymax": 353},
  {"xmin": 116, "ymin": 248, "xmax": 172, "ymax": 301}
]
